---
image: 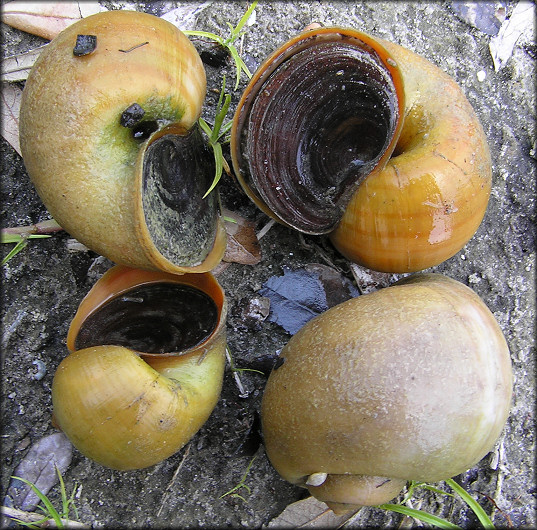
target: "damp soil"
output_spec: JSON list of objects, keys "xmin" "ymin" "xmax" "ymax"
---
[{"xmin": 1, "ymin": 1, "xmax": 535, "ymax": 528}]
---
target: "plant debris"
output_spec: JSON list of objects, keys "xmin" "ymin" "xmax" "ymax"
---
[
  {"xmin": 259, "ymin": 264, "xmax": 359, "ymax": 335},
  {"xmin": 4, "ymin": 433, "xmax": 72, "ymax": 511}
]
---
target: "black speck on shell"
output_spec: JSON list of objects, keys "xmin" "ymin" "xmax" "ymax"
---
[
  {"xmin": 121, "ymin": 103, "xmax": 146, "ymax": 128},
  {"xmin": 73, "ymin": 35, "xmax": 97, "ymax": 57}
]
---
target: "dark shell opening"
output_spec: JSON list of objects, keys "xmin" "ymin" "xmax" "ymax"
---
[
  {"xmin": 142, "ymin": 124, "xmax": 218, "ymax": 267},
  {"xmin": 74, "ymin": 283, "xmax": 218, "ymax": 354},
  {"xmin": 235, "ymin": 36, "xmax": 400, "ymax": 234}
]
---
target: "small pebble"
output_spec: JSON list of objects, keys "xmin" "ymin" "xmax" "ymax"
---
[
  {"xmin": 477, "ymin": 70, "xmax": 486, "ymax": 82},
  {"xmin": 73, "ymin": 34, "xmax": 97, "ymax": 56},
  {"xmin": 120, "ymin": 103, "xmax": 145, "ymax": 128}
]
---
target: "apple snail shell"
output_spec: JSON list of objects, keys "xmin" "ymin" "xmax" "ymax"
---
[
  {"xmin": 261, "ymin": 273, "xmax": 512, "ymax": 513},
  {"xmin": 52, "ymin": 265, "xmax": 227, "ymax": 470},
  {"xmin": 230, "ymin": 27, "xmax": 492, "ymax": 272},
  {"xmin": 19, "ymin": 10, "xmax": 226, "ymax": 274}
]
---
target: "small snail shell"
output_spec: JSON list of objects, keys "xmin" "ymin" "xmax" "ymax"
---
[
  {"xmin": 261, "ymin": 274, "xmax": 512, "ymax": 513},
  {"xmin": 52, "ymin": 265, "xmax": 227, "ymax": 470},
  {"xmin": 19, "ymin": 10, "xmax": 226, "ymax": 274},
  {"xmin": 231, "ymin": 27, "xmax": 491, "ymax": 272}
]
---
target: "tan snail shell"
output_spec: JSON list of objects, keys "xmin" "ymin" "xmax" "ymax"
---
[
  {"xmin": 52, "ymin": 265, "xmax": 227, "ymax": 470},
  {"xmin": 19, "ymin": 10, "xmax": 226, "ymax": 274},
  {"xmin": 231, "ymin": 27, "xmax": 492, "ymax": 272},
  {"xmin": 261, "ymin": 274, "xmax": 512, "ymax": 513}
]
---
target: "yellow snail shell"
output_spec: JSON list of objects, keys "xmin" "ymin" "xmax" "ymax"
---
[
  {"xmin": 19, "ymin": 10, "xmax": 226, "ymax": 273},
  {"xmin": 261, "ymin": 274, "xmax": 512, "ymax": 513},
  {"xmin": 52, "ymin": 265, "xmax": 227, "ymax": 470},
  {"xmin": 231, "ymin": 27, "xmax": 491, "ymax": 272}
]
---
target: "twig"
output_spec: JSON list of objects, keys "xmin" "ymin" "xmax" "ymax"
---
[
  {"xmin": 256, "ymin": 218, "xmax": 275, "ymax": 240},
  {"xmin": 119, "ymin": 41, "xmax": 149, "ymax": 53},
  {"xmin": 1, "ymin": 505, "xmax": 89, "ymax": 528},
  {"xmin": 226, "ymin": 347, "xmax": 249, "ymax": 398},
  {"xmin": 2, "ymin": 219, "xmax": 63, "ymax": 237},
  {"xmin": 478, "ymin": 492, "xmax": 513, "ymax": 528},
  {"xmin": 156, "ymin": 444, "xmax": 192, "ymax": 517}
]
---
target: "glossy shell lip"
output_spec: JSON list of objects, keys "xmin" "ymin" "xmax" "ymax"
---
[
  {"xmin": 67, "ymin": 265, "xmax": 227, "ymax": 357},
  {"xmin": 230, "ymin": 26, "xmax": 405, "ymax": 235}
]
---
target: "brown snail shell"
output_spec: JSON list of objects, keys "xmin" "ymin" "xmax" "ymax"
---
[
  {"xmin": 52, "ymin": 265, "xmax": 227, "ymax": 470},
  {"xmin": 19, "ymin": 10, "xmax": 226, "ymax": 274},
  {"xmin": 231, "ymin": 27, "xmax": 492, "ymax": 272},
  {"xmin": 261, "ymin": 273, "xmax": 512, "ymax": 513}
]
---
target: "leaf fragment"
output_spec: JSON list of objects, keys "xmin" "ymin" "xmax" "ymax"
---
[
  {"xmin": 1, "ymin": 82, "xmax": 23, "ymax": 155},
  {"xmin": 489, "ymin": 0, "xmax": 535, "ymax": 71},
  {"xmin": 265, "ymin": 496, "xmax": 359, "ymax": 528},
  {"xmin": 2, "ymin": 1, "xmax": 105, "ymax": 40},
  {"xmin": 4, "ymin": 433, "xmax": 73, "ymax": 511},
  {"xmin": 222, "ymin": 208, "xmax": 261, "ymax": 265},
  {"xmin": 259, "ymin": 264, "xmax": 359, "ymax": 335},
  {"xmin": 1, "ymin": 45, "xmax": 47, "ymax": 82}
]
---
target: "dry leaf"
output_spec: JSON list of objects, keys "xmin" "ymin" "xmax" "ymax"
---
[
  {"xmin": 2, "ymin": 1, "xmax": 104, "ymax": 40},
  {"xmin": 349, "ymin": 263, "xmax": 404, "ymax": 294},
  {"xmin": 160, "ymin": 1, "xmax": 214, "ymax": 30},
  {"xmin": 222, "ymin": 208, "xmax": 261, "ymax": 265},
  {"xmin": 450, "ymin": 1, "xmax": 506, "ymax": 36},
  {"xmin": 1, "ymin": 83, "xmax": 23, "ymax": 155},
  {"xmin": 4, "ymin": 432, "xmax": 73, "ymax": 511},
  {"xmin": 489, "ymin": 1, "xmax": 535, "ymax": 71},
  {"xmin": 259, "ymin": 264, "xmax": 359, "ymax": 335},
  {"xmin": 1, "ymin": 45, "xmax": 47, "ymax": 82},
  {"xmin": 265, "ymin": 496, "xmax": 359, "ymax": 528}
]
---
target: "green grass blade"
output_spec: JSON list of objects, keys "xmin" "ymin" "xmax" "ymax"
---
[
  {"xmin": 11, "ymin": 476, "xmax": 64, "ymax": 528},
  {"xmin": 227, "ymin": 45, "xmax": 243, "ymax": 89},
  {"xmin": 183, "ymin": 29, "xmax": 224, "ymax": 46},
  {"xmin": 203, "ymin": 142, "xmax": 223, "ymax": 198},
  {"xmin": 230, "ymin": 0, "xmax": 258, "ymax": 41},
  {"xmin": 379, "ymin": 504, "xmax": 461, "ymax": 529},
  {"xmin": 56, "ymin": 465, "xmax": 69, "ymax": 517},
  {"xmin": 219, "ymin": 119, "xmax": 234, "ymax": 141},
  {"xmin": 421, "ymin": 485, "xmax": 455, "ymax": 497},
  {"xmin": 212, "ymin": 93, "xmax": 231, "ymax": 142},
  {"xmin": 234, "ymin": 51, "xmax": 252, "ymax": 79},
  {"xmin": 2, "ymin": 238, "xmax": 28, "ymax": 265},
  {"xmin": 446, "ymin": 479, "xmax": 495, "ymax": 529},
  {"xmin": 198, "ymin": 117, "xmax": 213, "ymax": 138},
  {"xmin": 2, "ymin": 233, "xmax": 23, "ymax": 244},
  {"xmin": 2, "ymin": 233, "xmax": 51, "ymax": 244},
  {"xmin": 227, "ymin": 45, "xmax": 251, "ymax": 89}
]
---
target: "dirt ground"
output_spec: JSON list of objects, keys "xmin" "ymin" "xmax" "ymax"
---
[{"xmin": 1, "ymin": 1, "xmax": 535, "ymax": 528}]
